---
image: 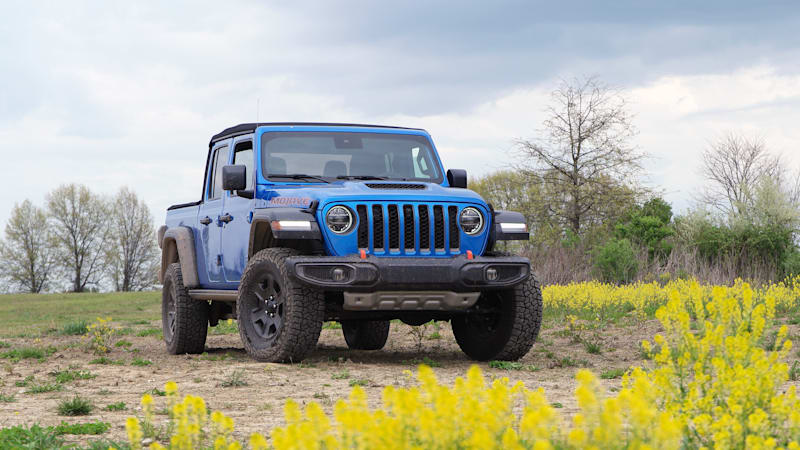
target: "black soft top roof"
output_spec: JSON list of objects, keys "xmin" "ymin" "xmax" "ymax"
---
[{"xmin": 210, "ymin": 122, "xmax": 424, "ymax": 145}]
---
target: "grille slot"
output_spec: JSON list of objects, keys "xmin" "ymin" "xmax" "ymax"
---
[
  {"xmin": 356, "ymin": 205, "xmax": 368, "ymax": 248},
  {"xmin": 418, "ymin": 205, "xmax": 430, "ymax": 251},
  {"xmin": 365, "ymin": 183, "xmax": 426, "ymax": 190},
  {"xmin": 387, "ymin": 205, "xmax": 400, "ymax": 250},
  {"xmin": 372, "ymin": 205, "xmax": 384, "ymax": 251},
  {"xmin": 433, "ymin": 206, "xmax": 445, "ymax": 251},
  {"xmin": 448, "ymin": 206, "xmax": 460, "ymax": 250},
  {"xmin": 403, "ymin": 205, "xmax": 415, "ymax": 250}
]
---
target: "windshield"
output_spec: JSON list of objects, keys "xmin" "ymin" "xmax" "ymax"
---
[{"xmin": 261, "ymin": 132, "xmax": 443, "ymax": 182}]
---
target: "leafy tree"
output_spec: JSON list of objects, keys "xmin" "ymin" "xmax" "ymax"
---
[
  {"xmin": 615, "ymin": 197, "xmax": 675, "ymax": 261},
  {"xmin": 0, "ymin": 200, "xmax": 57, "ymax": 293},
  {"xmin": 593, "ymin": 238, "xmax": 638, "ymax": 284}
]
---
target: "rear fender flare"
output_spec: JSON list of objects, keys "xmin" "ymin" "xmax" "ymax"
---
[{"xmin": 160, "ymin": 226, "xmax": 200, "ymax": 288}]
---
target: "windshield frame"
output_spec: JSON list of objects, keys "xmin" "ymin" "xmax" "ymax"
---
[{"xmin": 257, "ymin": 128, "xmax": 445, "ymax": 184}]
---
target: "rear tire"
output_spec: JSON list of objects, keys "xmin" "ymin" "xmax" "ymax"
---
[
  {"xmin": 162, "ymin": 263, "xmax": 208, "ymax": 354},
  {"xmin": 237, "ymin": 248, "xmax": 324, "ymax": 362},
  {"xmin": 341, "ymin": 320, "xmax": 390, "ymax": 350},
  {"xmin": 451, "ymin": 275, "xmax": 542, "ymax": 361}
]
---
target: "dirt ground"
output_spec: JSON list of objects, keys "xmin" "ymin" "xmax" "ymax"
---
[{"xmin": 0, "ymin": 318, "xmax": 673, "ymax": 445}]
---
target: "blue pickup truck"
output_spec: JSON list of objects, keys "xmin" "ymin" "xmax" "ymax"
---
[{"xmin": 157, "ymin": 123, "xmax": 540, "ymax": 363}]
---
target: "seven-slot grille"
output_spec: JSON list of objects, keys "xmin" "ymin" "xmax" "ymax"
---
[{"xmin": 354, "ymin": 203, "xmax": 465, "ymax": 255}]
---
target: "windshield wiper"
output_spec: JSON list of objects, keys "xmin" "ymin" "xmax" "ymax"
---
[
  {"xmin": 336, "ymin": 175, "xmax": 390, "ymax": 181},
  {"xmin": 268, "ymin": 173, "xmax": 330, "ymax": 183}
]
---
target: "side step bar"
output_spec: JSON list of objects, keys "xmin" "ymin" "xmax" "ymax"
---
[{"xmin": 187, "ymin": 289, "xmax": 238, "ymax": 302}]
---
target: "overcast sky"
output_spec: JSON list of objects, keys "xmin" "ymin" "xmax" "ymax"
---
[{"xmin": 1, "ymin": 1, "xmax": 799, "ymax": 229}]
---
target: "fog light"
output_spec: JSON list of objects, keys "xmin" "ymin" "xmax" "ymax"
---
[
  {"xmin": 486, "ymin": 267, "xmax": 498, "ymax": 281},
  {"xmin": 331, "ymin": 267, "xmax": 346, "ymax": 282}
]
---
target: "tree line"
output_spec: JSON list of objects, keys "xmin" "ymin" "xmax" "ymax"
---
[
  {"xmin": 473, "ymin": 76, "xmax": 800, "ymax": 285},
  {"xmin": 0, "ymin": 184, "xmax": 159, "ymax": 293}
]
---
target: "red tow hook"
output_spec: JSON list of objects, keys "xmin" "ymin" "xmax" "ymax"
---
[
  {"xmin": 359, "ymin": 249, "xmax": 367, "ymax": 259},
  {"xmin": 466, "ymin": 250, "xmax": 474, "ymax": 260}
]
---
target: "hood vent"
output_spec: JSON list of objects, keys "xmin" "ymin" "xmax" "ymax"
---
[{"xmin": 365, "ymin": 183, "xmax": 426, "ymax": 190}]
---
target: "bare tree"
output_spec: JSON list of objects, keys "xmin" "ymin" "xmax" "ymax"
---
[
  {"xmin": 46, "ymin": 184, "xmax": 109, "ymax": 292},
  {"xmin": 105, "ymin": 187, "xmax": 159, "ymax": 291},
  {"xmin": 516, "ymin": 76, "xmax": 645, "ymax": 235},
  {"xmin": 700, "ymin": 132, "xmax": 783, "ymax": 215},
  {"xmin": 0, "ymin": 200, "xmax": 57, "ymax": 293}
]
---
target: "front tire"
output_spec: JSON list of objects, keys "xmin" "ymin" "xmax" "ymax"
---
[
  {"xmin": 341, "ymin": 320, "xmax": 390, "ymax": 350},
  {"xmin": 162, "ymin": 263, "xmax": 208, "ymax": 354},
  {"xmin": 451, "ymin": 275, "xmax": 542, "ymax": 361},
  {"xmin": 237, "ymin": 248, "xmax": 324, "ymax": 362}
]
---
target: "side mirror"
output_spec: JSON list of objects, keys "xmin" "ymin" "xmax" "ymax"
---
[
  {"xmin": 447, "ymin": 169, "xmax": 467, "ymax": 189},
  {"xmin": 222, "ymin": 165, "xmax": 247, "ymax": 191}
]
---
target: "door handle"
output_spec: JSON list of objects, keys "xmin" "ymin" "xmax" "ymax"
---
[
  {"xmin": 199, "ymin": 216, "xmax": 212, "ymax": 225},
  {"xmin": 219, "ymin": 213, "xmax": 233, "ymax": 224}
]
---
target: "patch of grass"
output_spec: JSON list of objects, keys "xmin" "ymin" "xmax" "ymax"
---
[
  {"xmin": 0, "ymin": 424, "xmax": 63, "ymax": 449},
  {"xmin": 0, "ymin": 393, "xmax": 16, "ymax": 402},
  {"xmin": 136, "ymin": 328, "xmax": 162, "ymax": 337},
  {"xmin": 0, "ymin": 291, "xmax": 161, "ymax": 337},
  {"xmin": 199, "ymin": 351, "xmax": 234, "ymax": 361},
  {"xmin": 114, "ymin": 339, "xmax": 133, "ymax": 348},
  {"xmin": 322, "ymin": 321, "xmax": 342, "ymax": 330},
  {"xmin": 790, "ymin": 361, "xmax": 800, "ymax": 382},
  {"xmin": 428, "ymin": 331, "xmax": 442, "ymax": 340},
  {"xmin": 559, "ymin": 356, "xmax": 589, "ymax": 368},
  {"xmin": 50, "ymin": 369, "xmax": 96, "ymax": 384},
  {"xmin": 145, "ymin": 387, "xmax": 166, "ymax": 397},
  {"xmin": 52, "ymin": 420, "xmax": 110, "ymax": 435},
  {"xmin": 27, "ymin": 382, "xmax": 63, "ymax": 394},
  {"xmin": 60, "ymin": 320, "xmax": 89, "ymax": 336},
  {"xmin": 57, "ymin": 396, "xmax": 94, "ymax": 416},
  {"xmin": 1, "ymin": 346, "xmax": 57, "ymax": 362},
  {"xmin": 331, "ymin": 370, "xmax": 351, "ymax": 380},
  {"xmin": 0, "ymin": 341, "xmax": 10, "ymax": 348},
  {"xmin": 551, "ymin": 402, "xmax": 564, "ymax": 408},
  {"xmin": 489, "ymin": 361, "xmax": 523, "ymax": 370},
  {"xmin": 600, "ymin": 368, "xmax": 626, "ymax": 379},
  {"xmin": 90, "ymin": 356, "xmax": 124, "ymax": 365},
  {"xmin": 349, "ymin": 378, "xmax": 370, "ymax": 387},
  {"xmin": 131, "ymin": 358, "xmax": 152, "ymax": 366},
  {"xmin": 298, "ymin": 362, "xmax": 317, "ymax": 368},
  {"xmin": 103, "ymin": 401, "xmax": 127, "ymax": 411},
  {"xmin": 584, "ymin": 341, "xmax": 603, "ymax": 354},
  {"xmin": 15, "ymin": 375, "xmax": 34, "ymax": 387},
  {"xmin": 210, "ymin": 319, "xmax": 238, "ymax": 335},
  {"xmin": 220, "ymin": 369, "xmax": 248, "ymax": 387},
  {"xmin": 488, "ymin": 360, "xmax": 540, "ymax": 372}
]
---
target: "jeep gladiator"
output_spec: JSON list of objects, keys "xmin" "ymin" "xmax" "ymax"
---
[{"xmin": 158, "ymin": 123, "xmax": 541, "ymax": 362}]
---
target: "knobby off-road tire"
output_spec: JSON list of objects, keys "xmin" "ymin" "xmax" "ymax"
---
[
  {"xmin": 341, "ymin": 320, "xmax": 390, "ymax": 350},
  {"xmin": 237, "ymin": 248, "xmax": 324, "ymax": 363},
  {"xmin": 451, "ymin": 275, "xmax": 543, "ymax": 361},
  {"xmin": 162, "ymin": 263, "xmax": 208, "ymax": 354}
]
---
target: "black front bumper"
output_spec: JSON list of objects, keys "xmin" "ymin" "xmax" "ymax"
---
[{"xmin": 286, "ymin": 255, "xmax": 530, "ymax": 292}]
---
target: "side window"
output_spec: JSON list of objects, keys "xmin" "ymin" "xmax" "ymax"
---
[
  {"xmin": 233, "ymin": 141, "xmax": 254, "ymax": 193},
  {"xmin": 208, "ymin": 146, "xmax": 230, "ymax": 200}
]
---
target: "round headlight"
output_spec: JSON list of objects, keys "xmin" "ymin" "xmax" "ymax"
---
[
  {"xmin": 459, "ymin": 207, "xmax": 483, "ymax": 235},
  {"xmin": 326, "ymin": 206, "xmax": 354, "ymax": 234}
]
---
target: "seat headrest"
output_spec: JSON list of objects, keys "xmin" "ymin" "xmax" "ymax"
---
[
  {"xmin": 267, "ymin": 156, "xmax": 287, "ymax": 175},
  {"xmin": 323, "ymin": 160, "xmax": 348, "ymax": 178}
]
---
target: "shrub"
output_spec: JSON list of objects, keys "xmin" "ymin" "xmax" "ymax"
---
[
  {"xmin": 57, "ymin": 396, "xmax": 93, "ymax": 416},
  {"xmin": 592, "ymin": 238, "xmax": 638, "ymax": 284}
]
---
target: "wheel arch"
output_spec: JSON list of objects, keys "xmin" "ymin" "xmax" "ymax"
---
[{"xmin": 248, "ymin": 208, "xmax": 324, "ymax": 257}]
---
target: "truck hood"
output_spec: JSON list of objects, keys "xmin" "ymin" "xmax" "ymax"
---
[{"xmin": 253, "ymin": 180, "xmax": 488, "ymax": 209}]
